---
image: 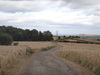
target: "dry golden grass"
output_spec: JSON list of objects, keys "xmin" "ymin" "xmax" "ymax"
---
[
  {"xmin": 18, "ymin": 41, "xmax": 54, "ymax": 49},
  {"xmin": 57, "ymin": 43, "xmax": 100, "ymax": 73},
  {"xmin": 0, "ymin": 45, "xmax": 26, "ymax": 75},
  {"xmin": 0, "ymin": 41, "xmax": 54, "ymax": 75}
]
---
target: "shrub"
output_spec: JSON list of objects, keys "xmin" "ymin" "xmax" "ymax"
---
[
  {"xmin": 95, "ymin": 67, "xmax": 100, "ymax": 75},
  {"xmin": 41, "ymin": 48, "xmax": 48, "ymax": 51},
  {"xmin": 0, "ymin": 33, "xmax": 13, "ymax": 45},
  {"xmin": 41, "ymin": 46, "xmax": 55, "ymax": 51},
  {"xmin": 26, "ymin": 47, "xmax": 35, "ymax": 56},
  {"xmin": 13, "ymin": 42, "xmax": 19, "ymax": 46}
]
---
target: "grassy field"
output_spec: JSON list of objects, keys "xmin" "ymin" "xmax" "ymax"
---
[
  {"xmin": 0, "ymin": 42, "xmax": 54, "ymax": 75},
  {"xmin": 56, "ymin": 37, "xmax": 100, "ymax": 44},
  {"xmin": 57, "ymin": 43, "xmax": 100, "ymax": 75},
  {"xmin": 18, "ymin": 41, "xmax": 54, "ymax": 49}
]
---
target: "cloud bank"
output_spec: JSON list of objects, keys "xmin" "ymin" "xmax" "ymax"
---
[{"xmin": 0, "ymin": 0, "xmax": 100, "ymax": 35}]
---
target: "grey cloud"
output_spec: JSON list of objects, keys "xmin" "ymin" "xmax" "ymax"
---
[
  {"xmin": 59, "ymin": 0, "xmax": 100, "ymax": 15},
  {"xmin": 0, "ymin": 1, "xmax": 52, "ymax": 12},
  {"xmin": 1, "ymin": 0, "xmax": 34, "ymax": 1},
  {"xmin": 64, "ymin": 0, "xmax": 100, "ymax": 6},
  {"xmin": 0, "ymin": 0, "xmax": 62, "ymax": 12}
]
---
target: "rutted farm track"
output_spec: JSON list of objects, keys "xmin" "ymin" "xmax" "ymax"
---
[{"xmin": 19, "ymin": 45, "xmax": 94, "ymax": 75}]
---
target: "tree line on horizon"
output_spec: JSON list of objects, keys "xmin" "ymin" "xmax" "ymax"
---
[{"xmin": 0, "ymin": 26, "xmax": 53, "ymax": 45}]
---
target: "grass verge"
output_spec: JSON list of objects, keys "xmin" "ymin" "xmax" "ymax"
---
[
  {"xmin": 57, "ymin": 52, "xmax": 99, "ymax": 75},
  {"xmin": 41, "ymin": 45, "xmax": 56, "ymax": 51}
]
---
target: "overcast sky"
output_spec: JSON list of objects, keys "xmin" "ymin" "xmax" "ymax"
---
[{"xmin": 0, "ymin": 0, "xmax": 100, "ymax": 35}]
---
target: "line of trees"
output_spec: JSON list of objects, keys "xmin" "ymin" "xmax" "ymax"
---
[{"xmin": 0, "ymin": 26, "xmax": 53, "ymax": 43}]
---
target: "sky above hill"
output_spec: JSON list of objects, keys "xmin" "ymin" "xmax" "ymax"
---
[{"xmin": 0, "ymin": 0, "xmax": 100, "ymax": 35}]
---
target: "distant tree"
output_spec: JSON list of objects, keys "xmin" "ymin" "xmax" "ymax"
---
[
  {"xmin": 24, "ymin": 29, "xmax": 31, "ymax": 41},
  {"xmin": 75, "ymin": 36, "xmax": 80, "ymax": 38},
  {"xmin": 38, "ymin": 31, "xmax": 43, "ymax": 41},
  {"xmin": 31, "ymin": 29, "xmax": 38, "ymax": 41},
  {"xmin": 69, "ymin": 36, "xmax": 74, "ymax": 39},
  {"xmin": 97, "ymin": 39, "xmax": 100, "ymax": 41},
  {"xmin": 43, "ymin": 31, "xmax": 53, "ymax": 41},
  {"xmin": 63, "ymin": 35, "xmax": 66, "ymax": 39},
  {"xmin": 0, "ymin": 33, "xmax": 13, "ymax": 45},
  {"xmin": 58, "ymin": 36, "xmax": 61, "ymax": 40},
  {"xmin": 69, "ymin": 36, "xmax": 71, "ymax": 38}
]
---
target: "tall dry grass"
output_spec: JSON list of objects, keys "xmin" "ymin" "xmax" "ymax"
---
[
  {"xmin": 0, "ymin": 42, "xmax": 54, "ymax": 75},
  {"xmin": 57, "ymin": 43, "xmax": 100, "ymax": 74},
  {"xmin": 18, "ymin": 41, "xmax": 53, "ymax": 49},
  {"xmin": 0, "ymin": 46, "xmax": 26, "ymax": 75}
]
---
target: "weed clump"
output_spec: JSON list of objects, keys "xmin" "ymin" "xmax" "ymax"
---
[
  {"xmin": 95, "ymin": 67, "xmax": 100, "ymax": 75},
  {"xmin": 41, "ymin": 46, "xmax": 55, "ymax": 51},
  {"xmin": 13, "ymin": 42, "xmax": 19, "ymax": 46},
  {"xmin": 26, "ymin": 47, "xmax": 35, "ymax": 56}
]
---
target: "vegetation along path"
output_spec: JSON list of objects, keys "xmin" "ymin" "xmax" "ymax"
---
[{"xmin": 19, "ymin": 45, "xmax": 94, "ymax": 75}]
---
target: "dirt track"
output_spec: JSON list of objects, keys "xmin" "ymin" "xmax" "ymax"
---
[{"xmin": 19, "ymin": 46, "xmax": 94, "ymax": 75}]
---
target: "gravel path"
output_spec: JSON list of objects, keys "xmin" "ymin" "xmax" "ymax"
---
[{"xmin": 19, "ymin": 46, "xmax": 94, "ymax": 75}]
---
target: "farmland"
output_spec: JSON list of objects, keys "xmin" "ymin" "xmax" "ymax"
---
[
  {"xmin": 0, "ymin": 42, "xmax": 54, "ymax": 75},
  {"xmin": 55, "ymin": 35, "xmax": 100, "ymax": 44},
  {"xmin": 0, "ymin": 41, "xmax": 100, "ymax": 75},
  {"xmin": 57, "ymin": 43, "xmax": 100, "ymax": 75}
]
